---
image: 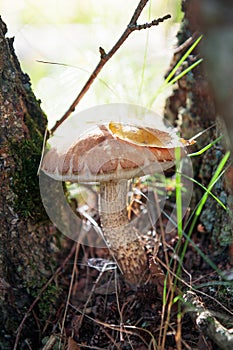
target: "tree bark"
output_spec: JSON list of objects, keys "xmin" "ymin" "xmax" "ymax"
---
[
  {"xmin": 0, "ymin": 17, "xmax": 61, "ymax": 349},
  {"xmin": 198, "ymin": 0, "xmax": 233, "ymax": 264},
  {"xmin": 164, "ymin": 0, "xmax": 233, "ymax": 258},
  {"xmin": 198, "ymin": 0, "xmax": 233, "ymax": 155},
  {"xmin": 164, "ymin": 1, "xmax": 233, "ymax": 348}
]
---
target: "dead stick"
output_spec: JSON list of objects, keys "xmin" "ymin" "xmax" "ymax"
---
[
  {"xmin": 50, "ymin": 0, "xmax": 171, "ymax": 134},
  {"xmin": 184, "ymin": 291, "xmax": 233, "ymax": 350}
]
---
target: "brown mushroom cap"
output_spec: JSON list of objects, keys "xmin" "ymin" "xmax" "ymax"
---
[{"xmin": 41, "ymin": 124, "xmax": 186, "ymax": 182}]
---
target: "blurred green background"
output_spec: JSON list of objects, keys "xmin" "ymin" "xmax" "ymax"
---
[{"xmin": 0, "ymin": 0, "xmax": 182, "ymax": 128}]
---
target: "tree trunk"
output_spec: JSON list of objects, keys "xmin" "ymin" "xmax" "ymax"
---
[
  {"xmin": 164, "ymin": 0, "xmax": 233, "ymax": 258},
  {"xmin": 198, "ymin": 0, "xmax": 233, "ymax": 155},
  {"xmin": 0, "ymin": 17, "xmax": 61, "ymax": 349}
]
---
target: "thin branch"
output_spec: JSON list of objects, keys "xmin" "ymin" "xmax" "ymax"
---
[
  {"xmin": 59, "ymin": 243, "xmax": 80, "ymax": 349},
  {"xmin": 128, "ymin": 14, "xmax": 171, "ymax": 30},
  {"xmin": 174, "ymin": 31, "xmax": 200, "ymax": 54},
  {"xmin": 50, "ymin": 0, "xmax": 171, "ymax": 134}
]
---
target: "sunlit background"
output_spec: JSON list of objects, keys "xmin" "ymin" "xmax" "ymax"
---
[{"xmin": 0, "ymin": 0, "xmax": 182, "ymax": 129}]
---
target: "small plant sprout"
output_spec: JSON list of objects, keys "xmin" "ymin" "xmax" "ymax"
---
[{"xmin": 41, "ymin": 121, "xmax": 189, "ymax": 284}]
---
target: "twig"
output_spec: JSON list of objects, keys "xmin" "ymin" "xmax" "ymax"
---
[
  {"xmin": 69, "ymin": 303, "xmax": 153, "ymax": 348},
  {"xmin": 184, "ymin": 291, "xmax": 233, "ymax": 350},
  {"xmin": 50, "ymin": 0, "xmax": 171, "ymax": 134},
  {"xmin": 59, "ymin": 242, "xmax": 80, "ymax": 349},
  {"xmin": 128, "ymin": 15, "xmax": 171, "ymax": 30},
  {"xmin": 76, "ymin": 261, "xmax": 115, "ymax": 333},
  {"xmin": 13, "ymin": 243, "xmax": 77, "ymax": 350},
  {"xmin": 174, "ymin": 31, "xmax": 200, "ymax": 54}
]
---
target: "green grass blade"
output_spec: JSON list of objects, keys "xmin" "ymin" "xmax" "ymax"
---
[
  {"xmin": 138, "ymin": 0, "xmax": 151, "ymax": 99},
  {"xmin": 181, "ymin": 229, "xmax": 224, "ymax": 277},
  {"xmin": 181, "ymin": 173, "xmax": 227, "ymax": 210},
  {"xmin": 166, "ymin": 58, "xmax": 203, "ymax": 86},
  {"xmin": 188, "ymin": 135, "xmax": 223, "ymax": 157},
  {"xmin": 180, "ymin": 151, "xmax": 230, "ymax": 267},
  {"xmin": 195, "ymin": 151, "xmax": 230, "ymax": 216},
  {"xmin": 150, "ymin": 35, "xmax": 203, "ymax": 104},
  {"xmin": 164, "ymin": 35, "xmax": 203, "ymax": 85},
  {"xmin": 168, "ymin": 151, "xmax": 230, "ymax": 281},
  {"xmin": 163, "ymin": 209, "xmax": 225, "ymax": 278},
  {"xmin": 175, "ymin": 147, "xmax": 183, "ymax": 238}
]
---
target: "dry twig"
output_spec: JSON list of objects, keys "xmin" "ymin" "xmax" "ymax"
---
[
  {"xmin": 184, "ymin": 290, "xmax": 233, "ymax": 350},
  {"xmin": 50, "ymin": 0, "xmax": 171, "ymax": 134}
]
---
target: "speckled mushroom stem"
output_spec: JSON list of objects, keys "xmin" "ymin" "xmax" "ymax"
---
[{"xmin": 99, "ymin": 180, "xmax": 148, "ymax": 284}]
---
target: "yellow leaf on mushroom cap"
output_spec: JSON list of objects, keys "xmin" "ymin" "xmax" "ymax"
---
[{"xmin": 109, "ymin": 121, "xmax": 191, "ymax": 148}]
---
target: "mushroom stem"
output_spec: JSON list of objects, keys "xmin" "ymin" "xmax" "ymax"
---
[{"xmin": 99, "ymin": 180, "xmax": 148, "ymax": 284}]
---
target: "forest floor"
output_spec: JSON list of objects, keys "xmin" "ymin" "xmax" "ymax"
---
[{"xmin": 41, "ymin": 181, "xmax": 233, "ymax": 350}]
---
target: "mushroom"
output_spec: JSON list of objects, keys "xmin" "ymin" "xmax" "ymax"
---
[{"xmin": 41, "ymin": 122, "xmax": 187, "ymax": 284}]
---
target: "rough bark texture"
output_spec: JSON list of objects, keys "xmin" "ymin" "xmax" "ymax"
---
[
  {"xmin": 164, "ymin": 0, "xmax": 233, "ymax": 256},
  {"xmin": 0, "ymin": 17, "xmax": 60, "ymax": 349},
  {"xmin": 163, "ymin": 3, "xmax": 233, "ymax": 348},
  {"xmin": 198, "ymin": 0, "xmax": 233, "ymax": 263}
]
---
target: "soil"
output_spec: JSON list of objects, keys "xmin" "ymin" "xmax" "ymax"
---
[{"xmin": 40, "ymin": 181, "xmax": 233, "ymax": 350}]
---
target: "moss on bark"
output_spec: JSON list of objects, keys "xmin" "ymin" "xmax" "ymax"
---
[{"xmin": 0, "ymin": 16, "xmax": 61, "ymax": 349}]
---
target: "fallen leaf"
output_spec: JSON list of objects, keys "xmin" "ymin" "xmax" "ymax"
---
[{"xmin": 109, "ymin": 121, "xmax": 173, "ymax": 148}]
